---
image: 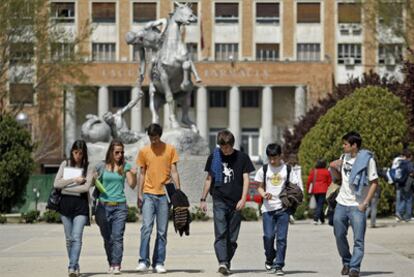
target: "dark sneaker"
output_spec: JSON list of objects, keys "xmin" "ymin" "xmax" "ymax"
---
[
  {"xmin": 349, "ymin": 270, "xmax": 360, "ymax": 277},
  {"xmin": 265, "ymin": 261, "xmax": 273, "ymax": 272},
  {"xmin": 341, "ymin": 265, "xmax": 350, "ymax": 275},
  {"xmin": 218, "ymin": 263, "xmax": 231, "ymax": 276},
  {"xmin": 275, "ymin": 267, "xmax": 284, "ymax": 276}
]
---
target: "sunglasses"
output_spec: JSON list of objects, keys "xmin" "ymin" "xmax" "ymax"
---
[{"xmin": 114, "ymin": 151, "xmax": 124, "ymax": 155}]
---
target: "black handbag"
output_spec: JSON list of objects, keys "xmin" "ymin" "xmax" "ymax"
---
[{"xmin": 46, "ymin": 188, "xmax": 62, "ymax": 211}]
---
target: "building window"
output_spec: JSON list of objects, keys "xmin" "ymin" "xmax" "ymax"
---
[
  {"xmin": 215, "ymin": 3, "xmax": 239, "ymax": 23},
  {"xmin": 256, "ymin": 44, "xmax": 279, "ymax": 61},
  {"xmin": 133, "ymin": 2, "xmax": 156, "ymax": 23},
  {"xmin": 241, "ymin": 89, "xmax": 259, "ymax": 108},
  {"xmin": 92, "ymin": 43, "xmax": 116, "ymax": 61},
  {"xmin": 378, "ymin": 44, "xmax": 403, "ymax": 65},
  {"xmin": 209, "ymin": 89, "xmax": 227, "ymax": 108},
  {"xmin": 338, "ymin": 3, "xmax": 361, "ymax": 24},
  {"xmin": 112, "ymin": 88, "xmax": 130, "ymax": 108},
  {"xmin": 9, "ymin": 83, "xmax": 34, "ymax": 105},
  {"xmin": 241, "ymin": 128, "xmax": 260, "ymax": 161},
  {"xmin": 297, "ymin": 43, "xmax": 320, "ymax": 61},
  {"xmin": 338, "ymin": 44, "xmax": 362, "ymax": 65},
  {"xmin": 209, "ymin": 128, "xmax": 224, "ymax": 152},
  {"xmin": 256, "ymin": 2, "xmax": 279, "ymax": 24},
  {"xmin": 10, "ymin": 43, "xmax": 34, "ymax": 65},
  {"xmin": 51, "ymin": 2, "xmax": 75, "ymax": 23},
  {"xmin": 92, "ymin": 2, "xmax": 116, "ymax": 23},
  {"xmin": 133, "ymin": 45, "xmax": 153, "ymax": 62},
  {"xmin": 50, "ymin": 43, "xmax": 75, "ymax": 61},
  {"xmin": 186, "ymin": 43, "xmax": 198, "ymax": 61},
  {"xmin": 215, "ymin": 43, "xmax": 238, "ymax": 61},
  {"xmin": 297, "ymin": 3, "xmax": 320, "ymax": 23}
]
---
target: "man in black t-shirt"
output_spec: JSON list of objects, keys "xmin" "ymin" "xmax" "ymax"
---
[{"xmin": 200, "ymin": 130, "xmax": 255, "ymax": 275}]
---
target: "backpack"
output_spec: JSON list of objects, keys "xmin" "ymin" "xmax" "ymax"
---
[{"xmin": 389, "ymin": 157, "xmax": 410, "ymax": 186}]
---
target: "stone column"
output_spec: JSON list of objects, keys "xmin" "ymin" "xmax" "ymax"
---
[
  {"xmin": 130, "ymin": 86, "xmax": 143, "ymax": 132},
  {"xmin": 163, "ymin": 103, "xmax": 171, "ymax": 130},
  {"xmin": 229, "ymin": 86, "xmax": 240, "ymax": 149},
  {"xmin": 261, "ymin": 86, "xmax": 273, "ymax": 150},
  {"xmin": 65, "ymin": 86, "xmax": 76, "ymax": 157},
  {"xmin": 98, "ymin": 85, "xmax": 109, "ymax": 118},
  {"xmin": 196, "ymin": 86, "xmax": 208, "ymax": 142},
  {"xmin": 295, "ymin": 85, "xmax": 307, "ymax": 122}
]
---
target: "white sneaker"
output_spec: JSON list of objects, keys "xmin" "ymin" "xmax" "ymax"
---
[
  {"xmin": 154, "ymin": 264, "xmax": 167, "ymax": 274},
  {"xmin": 107, "ymin": 266, "xmax": 114, "ymax": 274},
  {"xmin": 112, "ymin": 266, "xmax": 121, "ymax": 275},
  {"xmin": 136, "ymin": 263, "xmax": 149, "ymax": 272}
]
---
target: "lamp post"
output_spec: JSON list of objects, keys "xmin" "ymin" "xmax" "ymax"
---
[{"xmin": 16, "ymin": 112, "xmax": 29, "ymax": 126}]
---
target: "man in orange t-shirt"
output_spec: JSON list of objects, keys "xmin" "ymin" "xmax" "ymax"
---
[{"xmin": 135, "ymin": 123, "xmax": 180, "ymax": 274}]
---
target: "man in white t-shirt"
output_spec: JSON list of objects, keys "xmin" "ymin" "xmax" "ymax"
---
[
  {"xmin": 330, "ymin": 132, "xmax": 378, "ymax": 277},
  {"xmin": 254, "ymin": 143, "xmax": 300, "ymax": 276}
]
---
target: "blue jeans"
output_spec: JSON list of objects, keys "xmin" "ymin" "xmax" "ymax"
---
[
  {"xmin": 262, "ymin": 209, "xmax": 290, "ymax": 269},
  {"xmin": 95, "ymin": 203, "xmax": 128, "ymax": 266},
  {"xmin": 139, "ymin": 193, "xmax": 169, "ymax": 267},
  {"xmin": 61, "ymin": 215, "xmax": 88, "ymax": 271},
  {"xmin": 313, "ymin": 194, "xmax": 326, "ymax": 223},
  {"xmin": 396, "ymin": 188, "xmax": 413, "ymax": 221},
  {"xmin": 333, "ymin": 204, "xmax": 366, "ymax": 273},
  {"xmin": 213, "ymin": 199, "xmax": 242, "ymax": 267}
]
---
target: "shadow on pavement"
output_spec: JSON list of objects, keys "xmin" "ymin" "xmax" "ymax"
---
[
  {"xmin": 81, "ymin": 269, "xmax": 204, "ymax": 276},
  {"xmin": 232, "ymin": 269, "xmax": 317, "ymax": 274},
  {"xmin": 361, "ymin": 272, "xmax": 394, "ymax": 276}
]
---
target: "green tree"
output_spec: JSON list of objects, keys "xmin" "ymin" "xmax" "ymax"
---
[
  {"xmin": 0, "ymin": 0, "xmax": 91, "ymax": 161},
  {"xmin": 298, "ymin": 86, "xmax": 407, "ymax": 215},
  {"xmin": 0, "ymin": 115, "xmax": 34, "ymax": 212},
  {"xmin": 361, "ymin": 0, "xmax": 414, "ymax": 49}
]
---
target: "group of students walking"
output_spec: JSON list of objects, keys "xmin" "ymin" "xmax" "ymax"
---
[{"xmin": 54, "ymin": 128, "xmax": 378, "ymax": 277}]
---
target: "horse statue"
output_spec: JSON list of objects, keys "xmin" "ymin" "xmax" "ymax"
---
[{"xmin": 148, "ymin": 2, "xmax": 201, "ymax": 132}]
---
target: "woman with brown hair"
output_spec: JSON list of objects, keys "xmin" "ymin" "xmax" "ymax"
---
[
  {"xmin": 95, "ymin": 139, "xmax": 137, "ymax": 274},
  {"xmin": 53, "ymin": 140, "xmax": 93, "ymax": 277}
]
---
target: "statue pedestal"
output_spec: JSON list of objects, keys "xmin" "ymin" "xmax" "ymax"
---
[{"xmin": 87, "ymin": 127, "xmax": 210, "ymax": 206}]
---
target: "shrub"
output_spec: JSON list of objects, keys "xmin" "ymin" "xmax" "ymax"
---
[
  {"xmin": 190, "ymin": 206, "xmax": 209, "ymax": 221},
  {"xmin": 241, "ymin": 207, "xmax": 259, "ymax": 221},
  {"xmin": 22, "ymin": 210, "xmax": 40, "ymax": 223},
  {"xmin": 283, "ymin": 55, "xmax": 414, "ymax": 157},
  {"xmin": 127, "ymin": 206, "xmax": 138, "ymax": 222},
  {"xmin": 293, "ymin": 203, "xmax": 307, "ymax": 220},
  {"xmin": 298, "ymin": 86, "xmax": 407, "ymax": 215},
  {"xmin": 0, "ymin": 214, "xmax": 6, "ymax": 224},
  {"xmin": 43, "ymin": 210, "xmax": 61, "ymax": 223},
  {"xmin": 0, "ymin": 115, "xmax": 35, "ymax": 213}
]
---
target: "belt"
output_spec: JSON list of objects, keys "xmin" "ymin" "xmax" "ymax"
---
[{"xmin": 101, "ymin": 201, "xmax": 125, "ymax": 206}]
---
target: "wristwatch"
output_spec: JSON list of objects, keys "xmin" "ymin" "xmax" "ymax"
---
[{"xmin": 200, "ymin": 198, "xmax": 206, "ymax": 202}]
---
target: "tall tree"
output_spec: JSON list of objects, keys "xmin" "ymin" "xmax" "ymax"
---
[{"xmin": 0, "ymin": 0, "xmax": 91, "ymax": 162}]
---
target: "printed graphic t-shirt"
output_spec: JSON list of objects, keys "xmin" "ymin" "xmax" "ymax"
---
[
  {"xmin": 205, "ymin": 149, "xmax": 255, "ymax": 207},
  {"xmin": 255, "ymin": 163, "xmax": 299, "ymax": 213},
  {"xmin": 137, "ymin": 143, "xmax": 179, "ymax": 195},
  {"xmin": 336, "ymin": 153, "xmax": 378, "ymax": 206}
]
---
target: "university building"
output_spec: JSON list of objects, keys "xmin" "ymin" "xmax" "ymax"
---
[{"xmin": 9, "ymin": 0, "xmax": 409, "ymax": 171}]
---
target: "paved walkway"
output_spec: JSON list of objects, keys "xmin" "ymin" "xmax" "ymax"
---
[{"xmin": 1, "ymin": 218, "xmax": 414, "ymax": 276}]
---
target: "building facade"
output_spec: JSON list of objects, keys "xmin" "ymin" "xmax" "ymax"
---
[{"xmin": 9, "ymin": 0, "xmax": 409, "ymax": 170}]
